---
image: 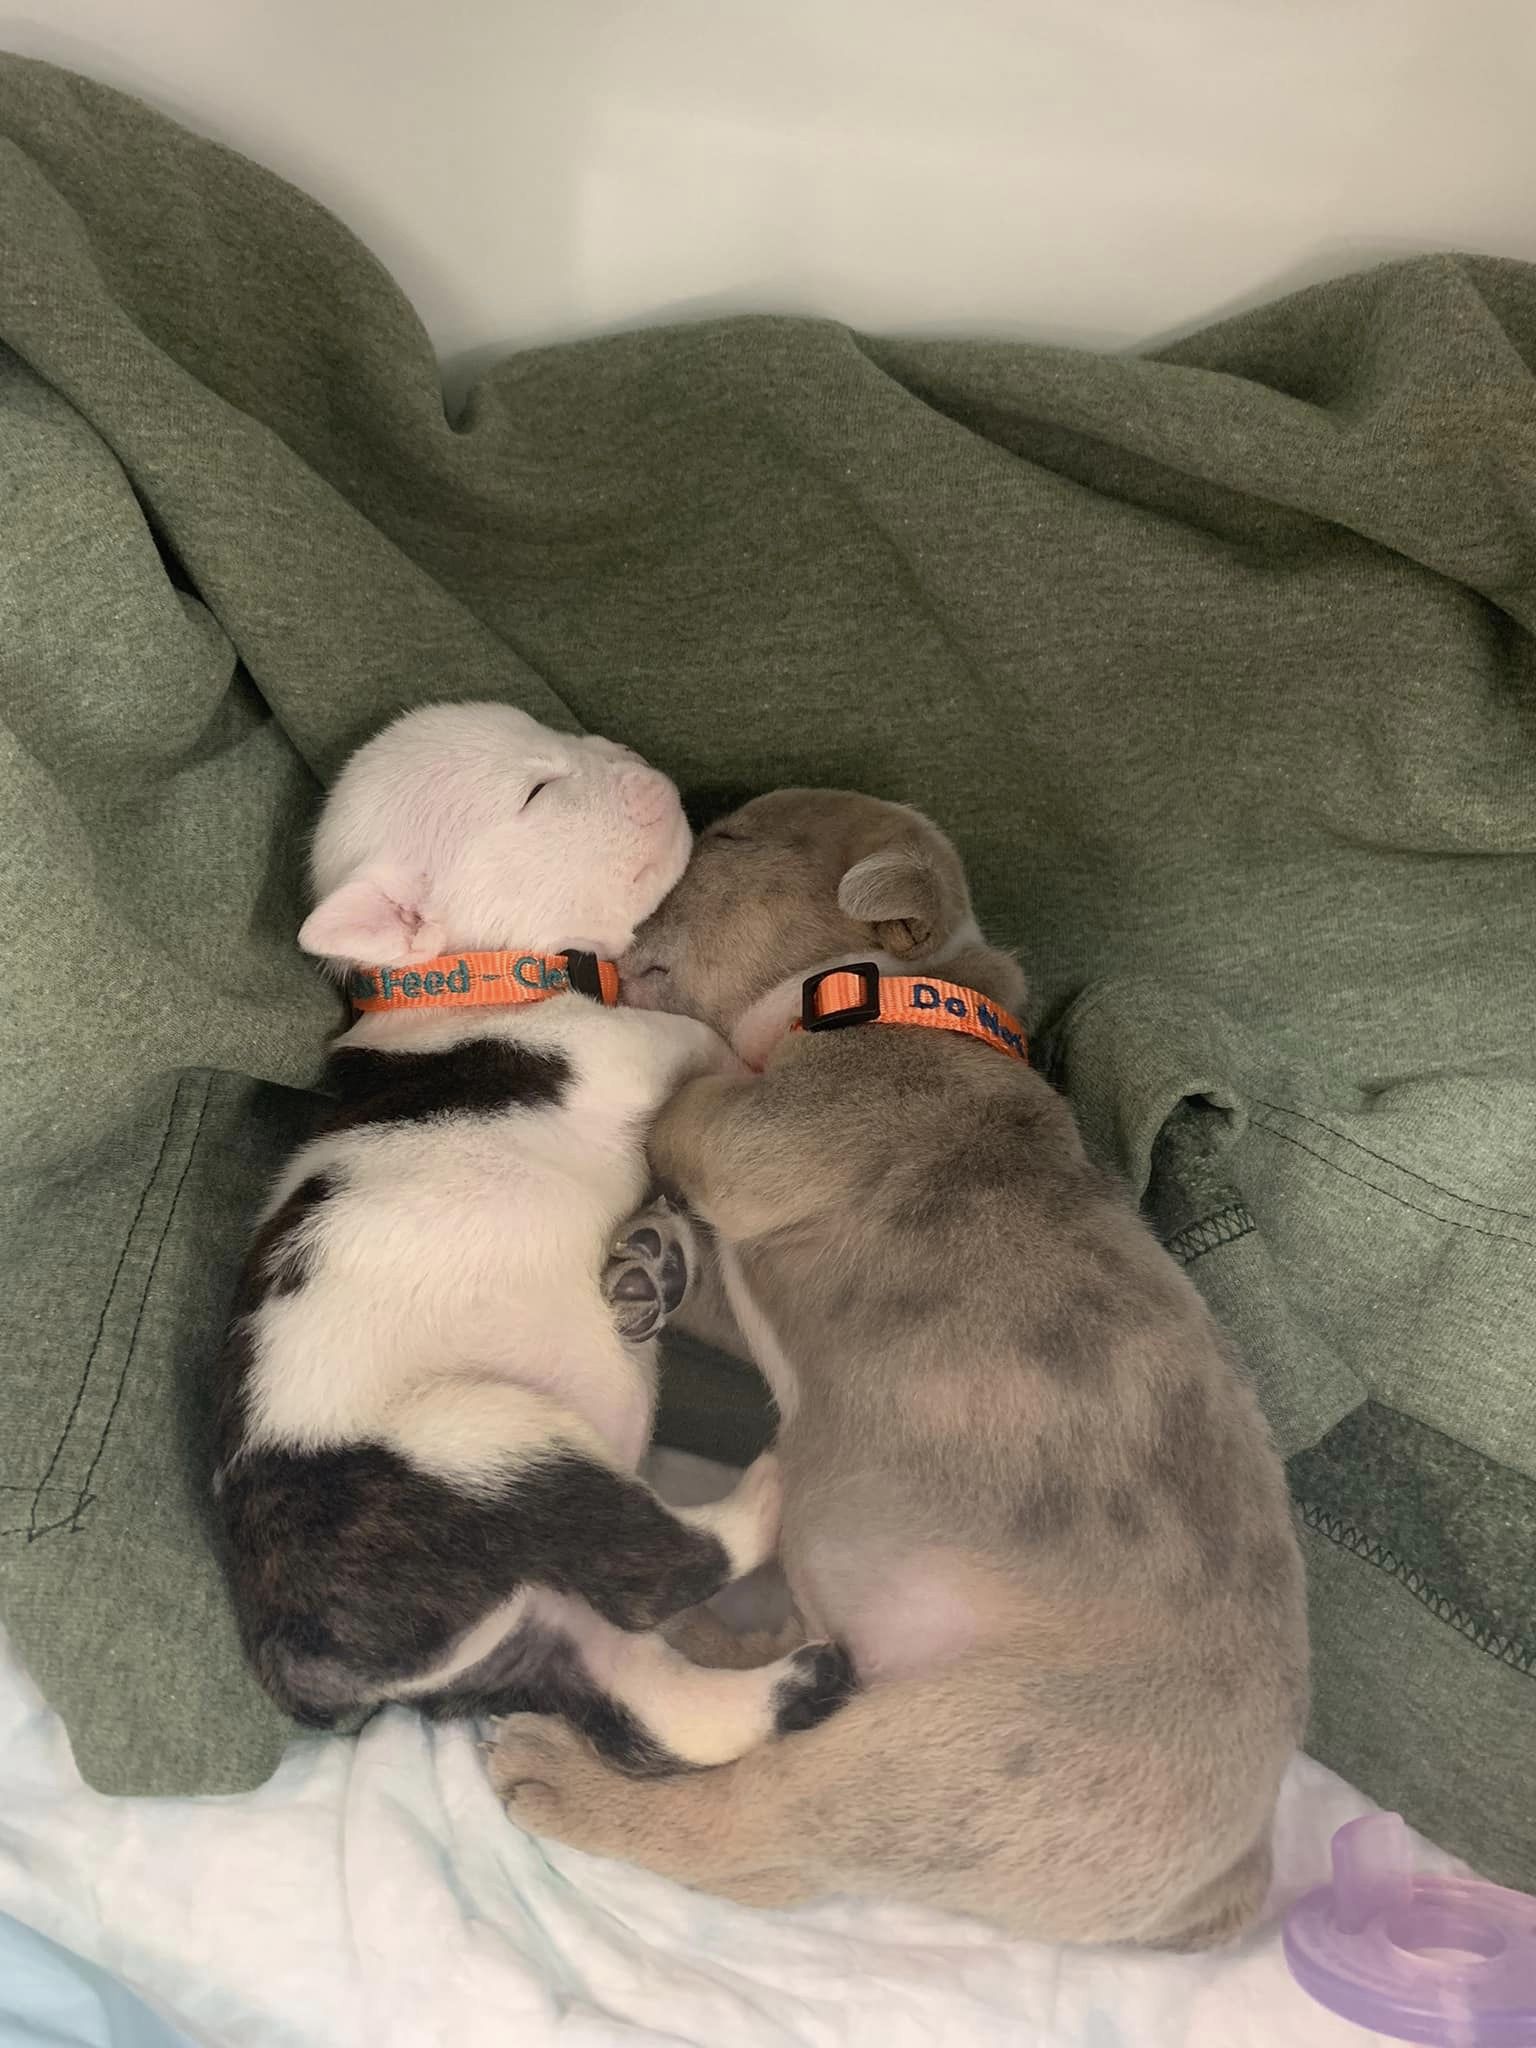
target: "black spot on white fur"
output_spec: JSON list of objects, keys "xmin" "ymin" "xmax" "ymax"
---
[
  {"xmin": 216, "ymin": 1442, "xmax": 735, "ymax": 1727},
  {"xmin": 207, "ymin": 1175, "xmax": 340, "ymax": 1467},
  {"xmin": 244, "ymin": 1172, "xmax": 337, "ymax": 1304},
  {"xmin": 772, "ymin": 1641, "xmax": 860, "ymax": 1735},
  {"xmin": 445, "ymin": 1624, "xmax": 680, "ymax": 1775},
  {"xmin": 324, "ymin": 1040, "xmax": 570, "ymax": 1131}
]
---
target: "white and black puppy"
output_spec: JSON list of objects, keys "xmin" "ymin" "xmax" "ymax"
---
[{"xmin": 211, "ymin": 703, "xmax": 852, "ymax": 1770}]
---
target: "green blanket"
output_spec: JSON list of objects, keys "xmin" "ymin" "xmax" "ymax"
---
[{"xmin": 2, "ymin": 55, "xmax": 1532, "ymax": 1883}]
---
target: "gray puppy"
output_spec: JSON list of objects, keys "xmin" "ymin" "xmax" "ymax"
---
[{"xmin": 491, "ymin": 790, "xmax": 1309, "ymax": 1948}]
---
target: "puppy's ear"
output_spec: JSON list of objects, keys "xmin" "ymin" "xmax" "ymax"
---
[
  {"xmin": 298, "ymin": 871, "xmax": 444, "ymax": 965},
  {"xmin": 838, "ymin": 842, "xmax": 956, "ymax": 959}
]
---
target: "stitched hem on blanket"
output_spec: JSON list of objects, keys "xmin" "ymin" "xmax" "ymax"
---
[
  {"xmin": 1285, "ymin": 1392, "xmax": 1535, "ymax": 1666},
  {"xmin": 0, "ymin": 1074, "xmax": 212, "ymax": 1544},
  {"xmin": 1298, "ymin": 1501, "xmax": 1536, "ymax": 1679}
]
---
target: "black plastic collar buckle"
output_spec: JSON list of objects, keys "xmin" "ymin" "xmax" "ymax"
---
[
  {"xmin": 561, "ymin": 950, "xmax": 604, "ymax": 1000},
  {"xmin": 801, "ymin": 961, "xmax": 882, "ymax": 1033}
]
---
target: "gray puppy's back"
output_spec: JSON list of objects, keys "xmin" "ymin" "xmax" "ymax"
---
[{"xmin": 763, "ymin": 1009, "xmax": 1299, "ymax": 1609}]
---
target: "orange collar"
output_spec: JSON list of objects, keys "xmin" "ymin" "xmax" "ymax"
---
[
  {"xmin": 791, "ymin": 963, "xmax": 1027, "ymax": 1062},
  {"xmin": 346, "ymin": 949, "xmax": 619, "ymax": 1015}
]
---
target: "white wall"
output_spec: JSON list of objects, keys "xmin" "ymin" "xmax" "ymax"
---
[{"xmin": 8, "ymin": 0, "xmax": 1536, "ymax": 397}]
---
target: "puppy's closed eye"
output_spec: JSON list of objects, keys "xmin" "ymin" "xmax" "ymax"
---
[{"xmin": 522, "ymin": 782, "xmax": 550, "ymax": 808}]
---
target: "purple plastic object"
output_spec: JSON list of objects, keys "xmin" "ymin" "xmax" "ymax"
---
[{"xmin": 1284, "ymin": 1814, "xmax": 1536, "ymax": 2045}]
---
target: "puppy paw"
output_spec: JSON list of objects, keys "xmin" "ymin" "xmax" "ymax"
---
[
  {"xmin": 488, "ymin": 1712, "xmax": 591, "ymax": 1833},
  {"xmin": 772, "ymin": 1641, "xmax": 859, "ymax": 1736},
  {"xmin": 603, "ymin": 1198, "xmax": 690, "ymax": 1343},
  {"xmin": 490, "ymin": 1713, "xmax": 649, "ymax": 1857}
]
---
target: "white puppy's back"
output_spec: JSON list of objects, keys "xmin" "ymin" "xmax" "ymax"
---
[
  {"xmin": 211, "ymin": 704, "xmax": 856, "ymax": 1762},
  {"xmin": 243, "ymin": 1000, "xmax": 683, "ymax": 1475}
]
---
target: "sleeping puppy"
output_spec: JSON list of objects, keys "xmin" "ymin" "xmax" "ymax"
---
[
  {"xmin": 491, "ymin": 789, "xmax": 1309, "ymax": 1946},
  {"xmin": 211, "ymin": 712, "xmax": 853, "ymax": 1769}
]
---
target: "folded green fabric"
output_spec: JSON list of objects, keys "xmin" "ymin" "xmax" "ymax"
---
[{"xmin": 1, "ymin": 55, "xmax": 1530, "ymax": 1882}]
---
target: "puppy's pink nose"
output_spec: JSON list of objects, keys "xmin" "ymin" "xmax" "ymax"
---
[{"xmin": 618, "ymin": 766, "xmax": 672, "ymax": 827}]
